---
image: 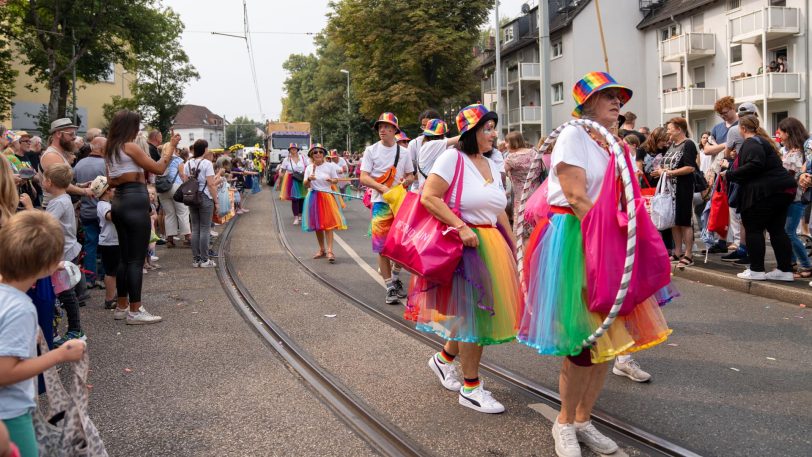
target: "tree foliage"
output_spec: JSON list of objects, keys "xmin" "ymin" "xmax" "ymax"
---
[
  {"xmin": 281, "ymin": 0, "xmax": 493, "ymax": 149},
  {"xmin": 0, "ymin": 34, "xmax": 18, "ymax": 122},
  {"xmin": 225, "ymin": 116, "xmax": 264, "ymax": 148}
]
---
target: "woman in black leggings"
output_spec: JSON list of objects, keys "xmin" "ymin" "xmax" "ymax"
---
[{"xmin": 104, "ymin": 110, "xmax": 177, "ymax": 324}]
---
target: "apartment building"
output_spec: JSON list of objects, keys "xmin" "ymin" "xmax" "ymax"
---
[
  {"xmin": 3, "ymin": 60, "xmax": 133, "ymax": 136},
  {"xmin": 478, "ymin": 0, "xmax": 809, "ymax": 140}
]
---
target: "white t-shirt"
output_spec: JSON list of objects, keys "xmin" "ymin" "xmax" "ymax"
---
[
  {"xmin": 96, "ymin": 200, "xmax": 118, "ymax": 246},
  {"xmin": 547, "ymin": 125, "xmax": 611, "ymax": 207},
  {"xmin": 305, "ymin": 162, "xmax": 338, "ymax": 192},
  {"xmin": 186, "ymin": 158, "xmax": 215, "ymax": 199},
  {"xmin": 281, "ymin": 155, "xmax": 308, "ymax": 173},
  {"xmin": 430, "ymin": 149, "xmax": 507, "ymax": 226},
  {"xmin": 334, "ymin": 158, "xmax": 349, "ymax": 177},
  {"xmin": 490, "ymin": 148, "xmax": 506, "ymax": 173},
  {"xmin": 417, "ymin": 139, "xmax": 452, "ymax": 187},
  {"xmin": 360, "ymin": 141, "xmax": 414, "ymax": 203}
]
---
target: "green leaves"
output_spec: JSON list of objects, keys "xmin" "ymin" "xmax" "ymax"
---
[{"xmin": 225, "ymin": 116, "xmax": 264, "ymax": 148}]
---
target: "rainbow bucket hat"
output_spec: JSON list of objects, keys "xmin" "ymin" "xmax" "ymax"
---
[
  {"xmin": 572, "ymin": 71, "xmax": 632, "ymax": 118},
  {"xmin": 373, "ymin": 112, "xmax": 399, "ymax": 131},
  {"xmin": 308, "ymin": 143, "xmax": 327, "ymax": 156},
  {"xmin": 287, "ymin": 143, "xmax": 299, "ymax": 152},
  {"xmin": 395, "ymin": 132, "xmax": 410, "ymax": 142},
  {"xmin": 422, "ymin": 119, "xmax": 448, "ymax": 136},
  {"xmin": 456, "ymin": 104, "xmax": 497, "ymax": 136}
]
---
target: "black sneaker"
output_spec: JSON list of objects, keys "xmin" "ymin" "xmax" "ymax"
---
[
  {"xmin": 392, "ymin": 279, "xmax": 407, "ymax": 299},
  {"xmin": 721, "ymin": 251, "xmax": 743, "ymax": 262},
  {"xmin": 733, "ymin": 256, "xmax": 751, "ymax": 266},
  {"xmin": 385, "ymin": 287, "xmax": 400, "ymax": 305},
  {"xmin": 208, "ymin": 249, "xmax": 220, "ymax": 259},
  {"xmin": 708, "ymin": 245, "xmax": 728, "ymax": 254}
]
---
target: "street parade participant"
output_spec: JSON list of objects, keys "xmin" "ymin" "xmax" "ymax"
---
[
  {"xmin": 279, "ymin": 143, "xmax": 308, "ymax": 225},
  {"xmin": 105, "ymin": 110, "xmax": 176, "ymax": 325},
  {"xmin": 517, "ymin": 73, "xmax": 673, "ymax": 457},
  {"xmin": 416, "ymin": 119, "xmax": 460, "ymax": 188},
  {"xmin": 359, "ymin": 113, "xmax": 415, "ymax": 304},
  {"xmin": 407, "ymin": 109, "xmax": 441, "ymax": 191},
  {"xmin": 328, "ymin": 150, "xmax": 351, "ymax": 195},
  {"xmin": 395, "ymin": 131, "xmax": 411, "ymax": 149},
  {"xmin": 405, "ymin": 104, "xmax": 521, "ymax": 414},
  {"xmin": 302, "ymin": 144, "xmax": 347, "ymax": 263}
]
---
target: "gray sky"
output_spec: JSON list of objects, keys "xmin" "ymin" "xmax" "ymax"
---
[{"xmin": 168, "ymin": 0, "xmax": 529, "ymax": 123}]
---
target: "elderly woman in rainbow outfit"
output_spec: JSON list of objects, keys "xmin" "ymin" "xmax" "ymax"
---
[
  {"xmin": 518, "ymin": 72, "xmax": 673, "ymax": 457},
  {"xmin": 279, "ymin": 143, "xmax": 309, "ymax": 225},
  {"xmin": 302, "ymin": 144, "xmax": 346, "ymax": 263},
  {"xmin": 405, "ymin": 104, "xmax": 522, "ymax": 415}
]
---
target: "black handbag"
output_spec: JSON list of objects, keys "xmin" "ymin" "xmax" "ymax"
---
[
  {"xmin": 693, "ymin": 169, "xmax": 708, "ymax": 193},
  {"xmin": 173, "ymin": 160, "xmax": 202, "ymax": 207},
  {"xmin": 155, "ymin": 157, "xmax": 180, "ymax": 193},
  {"xmin": 290, "ymin": 171, "xmax": 304, "ymax": 182}
]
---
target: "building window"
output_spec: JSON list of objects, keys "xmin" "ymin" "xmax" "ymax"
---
[
  {"xmin": 726, "ymin": 0, "xmax": 740, "ymax": 11},
  {"xmin": 691, "ymin": 14, "xmax": 704, "ymax": 33},
  {"xmin": 504, "ymin": 26, "xmax": 514, "ymax": 44},
  {"xmin": 209, "ymin": 132, "xmax": 214, "ymax": 142},
  {"xmin": 773, "ymin": 111, "xmax": 788, "ymax": 130},
  {"xmin": 552, "ymin": 83, "xmax": 564, "ymax": 103},
  {"xmin": 188, "ymin": 132, "xmax": 194, "ymax": 142},
  {"xmin": 660, "ymin": 24, "xmax": 679, "ymax": 41},
  {"xmin": 102, "ymin": 63, "xmax": 115, "ymax": 83},
  {"xmin": 693, "ymin": 66, "xmax": 706, "ymax": 88},
  {"xmin": 694, "ymin": 119, "xmax": 707, "ymax": 137},
  {"xmin": 552, "ymin": 40, "xmax": 563, "ymax": 58},
  {"xmin": 730, "ymin": 44, "xmax": 743, "ymax": 64}
]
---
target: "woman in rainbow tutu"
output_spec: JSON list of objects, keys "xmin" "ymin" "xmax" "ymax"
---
[
  {"xmin": 405, "ymin": 104, "xmax": 522, "ymax": 415},
  {"xmin": 518, "ymin": 73, "xmax": 674, "ymax": 457},
  {"xmin": 302, "ymin": 143, "xmax": 346, "ymax": 263},
  {"xmin": 279, "ymin": 143, "xmax": 308, "ymax": 225}
]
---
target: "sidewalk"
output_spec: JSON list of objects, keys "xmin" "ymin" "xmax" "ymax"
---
[{"xmin": 674, "ymin": 246, "xmax": 812, "ymax": 305}]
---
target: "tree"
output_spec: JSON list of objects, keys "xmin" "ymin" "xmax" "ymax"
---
[
  {"xmin": 225, "ymin": 116, "xmax": 263, "ymax": 148},
  {"xmin": 101, "ymin": 96, "xmax": 141, "ymax": 131},
  {"xmin": 0, "ymin": 35, "xmax": 18, "ymax": 122},
  {"xmin": 3, "ymin": 0, "xmax": 182, "ymax": 124}
]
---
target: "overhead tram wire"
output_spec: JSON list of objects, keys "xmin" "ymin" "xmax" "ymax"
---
[
  {"xmin": 243, "ymin": 0, "xmax": 264, "ymax": 120},
  {"xmin": 185, "ymin": 30, "xmax": 317, "ymax": 36}
]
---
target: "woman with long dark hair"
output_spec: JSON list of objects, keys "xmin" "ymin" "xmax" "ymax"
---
[
  {"xmin": 726, "ymin": 115, "xmax": 796, "ymax": 281},
  {"xmin": 777, "ymin": 117, "xmax": 812, "ymax": 278},
  {"xmin": 104, "ymin": 110, "xmax": 177, "ymax": 324},
  {"xmin": 186, "ymin": 139, "xmax": 219, "ymax": 268}
]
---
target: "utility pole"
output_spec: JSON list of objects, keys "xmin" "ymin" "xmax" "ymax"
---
[
  {"xmin": 340, "ymin": 69, "xmax": 351, "ymax": 153},
  {"xmin": 539, "ymin": 0, "xmax": 551, "ymax": 135},
  {"xmin": 494, "ymin": 1, "xmax": 503, "ymax": 139},
  {"xmin": 71, "ymin": 30, "xmax": 78, "ymax": 127}
]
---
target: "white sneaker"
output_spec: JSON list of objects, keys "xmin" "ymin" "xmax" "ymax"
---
[
  {"xmin": 612, "ymin": 358, "xmax": 651, "ymax": 382},
  {"xmin": 552, "ymin": 421, "xmax": 582, "ymax": 457},
  {"xmin": 293, "ymin": 216, "xmax": 301, "ymax": 226},
  {"xmin": 210, "ymin": 230, "xmax": 219, "ymax": 237},
  {"xmin": 428, "ymin": 353, "xmax": 462, "ymax": 391},
  {"xmin": 765, "ymin": 269, "xmax": 794, "ymax": 282},
  {"xmin": 575, "ymin": 420, "xmax": 618, "ymax": 455},
  {"xmin": 150, "ymin": 255, "xmax": 159, "ymax": 262},
  {"xmin": 126, "ymin": 308, "xmax": 162, "ymax": 325},
  {"xmin": 192, "ymin": 261, "xmax": 200, "ymax": 268},
  {"xmin": 737, "ymin": 269, "xmax": 767, "ymax": 280},
  {"xmin": 458, "ymin": 383, "xmax": 505, "ymax": 414},
  {"xmin": 199, "ymin": 259, "xmax": 217, "ymax": 268},
  {"xmin": 113, "ymin": 306, "xmax": 129, "ymax": 320}
]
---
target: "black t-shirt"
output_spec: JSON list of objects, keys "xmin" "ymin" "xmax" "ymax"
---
[{"xmin": 149, "ymin": 143, "xmax": 161, "ymax": 162}]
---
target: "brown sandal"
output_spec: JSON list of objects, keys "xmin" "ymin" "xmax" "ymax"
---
[
  {"xmin": 794, "ymin": 268, "xmax": 812, "ymax": 279},
  {"xmin": 313, "ymin": 250, "xmax": 326, "ymax": 259},
  {"xmin": 327, "ymin": 251, "xmax": 335, "ymax": 263}
]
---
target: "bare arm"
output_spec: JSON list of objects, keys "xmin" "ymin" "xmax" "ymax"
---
[
  {"xmin": 556, "ymin": 163, "xmax": 592, "ymax": 220},
  {"xmin": 123, "ymin": 142, "xmax": 171, "ymax": 175},
  {"xmin": 0, "ymin": 340, "xmax": 85, "ymax": 386},
  {"xmin": 206, "ymin": 174, "xmax": 218, "ymax": 208},
  {"xmin": 703, "ymin": 143, "xmax": 725, "ymax": 155},
  {"xmin": 360, "ymin": 171, "xmax": 389, "ymax": 194},
  {"xmin": 421, "ymin": 173, "xmax": 478, "ymax": 247},
  {"xmin": 40, "ymin": 153, "xmax": 92, "ymax": 197}
]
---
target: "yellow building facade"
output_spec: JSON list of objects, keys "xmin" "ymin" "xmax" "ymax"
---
[{"xmin": 2, "ymin": 60, "xmax": 133, "ymax": 135}]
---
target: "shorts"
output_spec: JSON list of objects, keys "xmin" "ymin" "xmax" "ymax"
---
[
  {"xmin": 370, "ymin": 202, "xmax": 393, "ymax": 254},
  {"xmin": 99, "ymin": 244, "xmax": 120, "ymax": 277}
]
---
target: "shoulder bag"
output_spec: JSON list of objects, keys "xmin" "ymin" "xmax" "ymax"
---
[
  {"xmin": 155, "ymin": 156, "xmax": 180, "ymax": 193},
  {"xmin": 650, "ymin": 171, "xmax": 676, "ymax": 230},
  {"xmin": 174, "ymin": 159, "xmax": 202, "ymax": 207}
]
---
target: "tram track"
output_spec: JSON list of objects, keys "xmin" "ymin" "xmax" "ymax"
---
[
  {"xmin": 216, "ymin": 217, "xmax": 428, "ymax": 457},
  {"xmin": 268, "ymin": 194, "xmax": 702, "ymax": 457}
]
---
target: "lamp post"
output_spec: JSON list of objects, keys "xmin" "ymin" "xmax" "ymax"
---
[{"xmin": 340, "ymin": 69, "xmax": 351, "ymax": 154}]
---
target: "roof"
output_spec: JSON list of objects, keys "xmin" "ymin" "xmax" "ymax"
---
[
  {"xmin": 171, "ymin": 105, "xmax": 226, "ymax": 129},
  {"xmin": 636, "ymin": 0, "xmax": 716, "ymax": 30}
]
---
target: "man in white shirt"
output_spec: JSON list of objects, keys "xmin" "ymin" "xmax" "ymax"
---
[
  {"xmin": 407, "ymin": 109, "xmax": 440, "ymax": 191},
  {"xmin": 360, "ymin": 112, "xmax": 415, "ymax": 304}
]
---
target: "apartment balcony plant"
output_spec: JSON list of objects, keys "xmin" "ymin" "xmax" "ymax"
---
[
  {"xmin": 729, "ymin": 6, "xmax": 800, "ymax": 44},
  {"xmin": 660, "ymin": 33, "xmax": 716, "ymax": 62}
]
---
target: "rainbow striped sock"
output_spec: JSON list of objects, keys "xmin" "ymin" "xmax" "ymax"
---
[
  {"xmin": 462, "ymin": 378, "xmax": 480, "ymax": 394},
  {"xmin": 437, "ymin": 349, "xmax": 455, "ymax": 364}
]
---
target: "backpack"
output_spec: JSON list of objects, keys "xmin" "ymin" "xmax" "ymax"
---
[{"xmin": 173, "ymin": 159, "xmax": 202, "ymax": 207}]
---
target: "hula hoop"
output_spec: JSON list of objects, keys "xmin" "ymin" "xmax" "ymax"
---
[{"xmin": 515, "ymin": 119, "xmax": 637, "ymax": 348}]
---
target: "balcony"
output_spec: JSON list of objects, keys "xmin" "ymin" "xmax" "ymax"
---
[
  {"xmin": 508, "ymin": 106, "xmax": 542, "ymax": 126},
  {"xmin": 729, "ymin": 7, "xmax": 800, "ymax": 44},
  {"xmin": 660, "ymin": 33, "xmax": 716, "ymax": 62},
  {"xmin": 507, "ymin": 63, "xmax": 541, "ymax": 84},
  {"xmin": 731, "ymin": 72, "xmax": 801, "ymax": 102},
  {"xmin": 662, "ymin": 88, "xmax": 717, "ymax": 113}
]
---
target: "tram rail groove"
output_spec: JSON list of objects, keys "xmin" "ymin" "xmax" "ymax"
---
[
  {"xmin": 217, "ymin": 218, "xmax": 429, "ymax": 457},
  {"xmin": 271, "ymin": 194, "xmax": 703, "ymax": 457}
]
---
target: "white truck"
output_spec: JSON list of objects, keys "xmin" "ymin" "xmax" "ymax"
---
[{"xmin": 265, "ymin": 121, "xmax": 311, "ymax": 185}]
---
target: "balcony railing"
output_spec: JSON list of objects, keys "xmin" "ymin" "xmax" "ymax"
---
[
  {"xmin": 507, "ymin": 63, "xmax": 541, "ymax": 84},
  {"xmin": 729, "ymin": 6, "xmax": 800, "ymax": 43},
  {"xmin": 660, "ymin": 33, "xmax": 716, "ymax": 62},
  {"xmin": 731, "ymin": 72, "xmax": 801, "ymax": 102},
  {"xmin": 508, "ymin": 106, "xmax": 542, "ymax": 125},
  {"xmin": 662, "ymin": 88, "xmax": 717, "ymax": 113}
]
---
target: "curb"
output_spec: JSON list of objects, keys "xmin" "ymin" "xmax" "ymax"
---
[{"xmin": 673, "ymin": 265, "xmax": 812, "ymax": 305}]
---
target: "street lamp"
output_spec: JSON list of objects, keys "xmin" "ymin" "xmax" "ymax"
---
[{"xmin": 340, "ymin": 69, "xmax": 351, "ymax": 154}]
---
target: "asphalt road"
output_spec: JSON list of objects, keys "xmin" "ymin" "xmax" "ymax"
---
[{"xmin": 268, "ymin": 187, "xmax": 812, "ymax": 457}]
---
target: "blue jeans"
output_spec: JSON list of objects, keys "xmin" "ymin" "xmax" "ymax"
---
[
  {"xmin": 786, "ymin": 201, "xmax": 811, "ymax": 268},
  {"xmin": 81, "ymin": 219, "xmax": 104, "ymax": 283}
]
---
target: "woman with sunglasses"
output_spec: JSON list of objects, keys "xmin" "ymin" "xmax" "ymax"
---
[{"xmin": 302, "ymin": 144, "xmax": 346, "ymax": 263}]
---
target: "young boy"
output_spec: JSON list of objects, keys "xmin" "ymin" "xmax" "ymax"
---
[
  {"xmin": 43, "ymin": 163, "xmax": 86, "ymax": 346},
  {"xmin": 359, "ymin": 113, "xmax": 415, "ymax": 304},
  {"xmin": 92, "ymin": 177, "xmax": 119, "ymax": 310},
  {"xmin": 0, "ymin": 211, "xmax": 86, "ymax": 457}
]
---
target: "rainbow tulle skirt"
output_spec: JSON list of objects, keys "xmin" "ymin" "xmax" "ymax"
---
[
  {"xmin": 518, "ymin": 213, "xmax": 674, "ymax": 363},
  {"xmin": 280, "ymin": 172, "xmax": 306, "ymax": 201},
  {"xmin": 405, "ymin": 226, "xmax": 522, "ymax": 346},
  {"xmin": 302, "ymin": 190, "xmax": 347, "ymax": 232}
]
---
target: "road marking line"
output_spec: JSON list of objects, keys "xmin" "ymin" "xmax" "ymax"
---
[{"xmin": 333, "ymin": 234, "xmax": 385, "ymax": 288}]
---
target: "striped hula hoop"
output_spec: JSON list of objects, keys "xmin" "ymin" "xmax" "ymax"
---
[{"xmin": 515, "ymin": 119, "xmax": 637, "ymax": 348}]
